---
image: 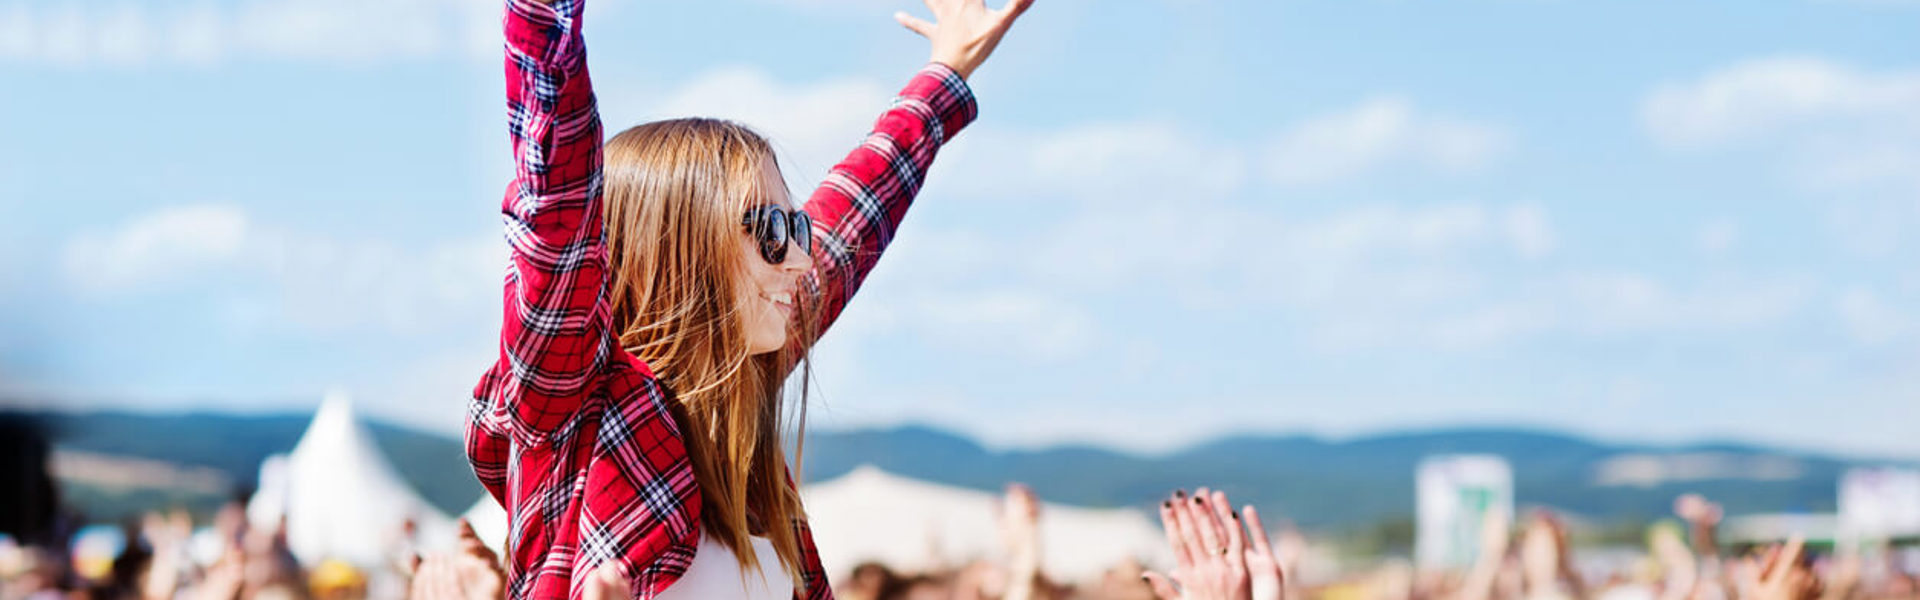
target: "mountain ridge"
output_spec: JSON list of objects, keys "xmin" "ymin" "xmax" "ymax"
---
[{"xmin": 8, "ymin": 408, "xmax": 1909, "ymax": 529}]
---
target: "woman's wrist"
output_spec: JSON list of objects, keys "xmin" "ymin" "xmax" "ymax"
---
[{"xmin": 930, "ymin": 57, "xmax": 975, "ymax": 80}]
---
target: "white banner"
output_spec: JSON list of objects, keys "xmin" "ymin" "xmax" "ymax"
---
[
  {"xmin": 1838, "ymin": 467, "xmax": 1920, "ymax": 550},
  {"xmin": 1416, "ymin": 454, "xmax": 1513, "ymax": 570}
]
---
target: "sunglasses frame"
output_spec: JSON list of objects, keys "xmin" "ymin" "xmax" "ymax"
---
[{"xmin": 741, "ymin": 204, "xmax": 813, "ymax": 265}]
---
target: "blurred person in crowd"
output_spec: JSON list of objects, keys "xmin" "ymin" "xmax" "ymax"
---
[
  {"xmin": 0, "ymin": 415, "xmax": 75, "ymax": 600},
  {"xmin": 1518, "ymin": 511, "xmax": 1585, "ymax": 600},
  {"xmin": 834, "ymin": 562, "xmax": 898, "ymax": 600},
  {"xmin": 0, "ymin": 416, "xmax": 59, "ymax": 550},
  {"xmin": 461, "ymin": 0, "xmax": 1035, "ymax": 595}
]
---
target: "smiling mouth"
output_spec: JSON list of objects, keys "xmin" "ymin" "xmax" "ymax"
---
[{"xmin": 764, "ymin": 291, "xmax": 795, "ymax": 317}]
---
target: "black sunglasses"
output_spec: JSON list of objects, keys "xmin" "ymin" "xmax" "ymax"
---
[{"xmin": 741, "ymin": 205, "xmax": 813, "ymax": 264}]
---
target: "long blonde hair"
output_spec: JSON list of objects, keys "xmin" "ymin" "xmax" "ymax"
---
[{"xmin": 601, "ymin": 118, "xmax": 818, "ymax": 578}]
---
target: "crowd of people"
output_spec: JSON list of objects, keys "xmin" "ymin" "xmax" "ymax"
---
[
  {"xmin": 5, "ymin": 418, "xmax": 1915, "ymax": 600},
  {"xmin": 6, "ymin": 481, "xmax": 1916, "ymax": 600}
]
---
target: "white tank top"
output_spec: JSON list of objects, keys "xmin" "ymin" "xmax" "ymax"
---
[{"xmin": 656, "ymin": 533, "xmax": 796, "ymax": 600}]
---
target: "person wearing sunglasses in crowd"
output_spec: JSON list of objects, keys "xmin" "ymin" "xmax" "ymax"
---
[{"xmin": 464, "ymin": 0, "xmax": 1035, "ymax": 598}]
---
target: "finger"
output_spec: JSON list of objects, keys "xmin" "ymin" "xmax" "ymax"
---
[
  {"xmin": 893, "ymin": 12, "xmax": 936, "ymax": 38},
  {"xmin": 1159, "ymin": 499, "xmax": 1193, "ymax": 570},
  {"xmin": 1757, "ymin": 544, "xmax": 1784, "ymax": 581},
  {"xmin": 1186, "ymin": 492, "xmax": 1225, "ymax": 561},
  {"xmin": 1244, "ymin": 505, "xmax": 1276, "ymax": 559},
  {"xmin": 1141, "ymin": 571, "xmax": 1181, "ymax": 600},
  {"xmin": 1010, "ymin": 483, "xmax": 1039, "ymax": 519},
  {"xmin": 1777, "ymin": 536, "xmax": 1805, "ymax": 578},
  {"xmin": 1169, "ymin": 491, "xmax": 1209, "ymax": 566},
  {"xmin": 1211, "ymin": 491, "xmax": 1245, "ymax": 562},
  {"xmin": 996, "ymin": 0, "xmax": 1034, "ymax": 21},
  {"xmin": 1193, "ymin": 487, "xmax": 1226, "ymax": 541}
]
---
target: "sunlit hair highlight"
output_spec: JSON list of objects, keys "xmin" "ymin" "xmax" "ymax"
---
[{"xmin": 601, "ymin": 117, "xmax": 820, "ymax": 579}]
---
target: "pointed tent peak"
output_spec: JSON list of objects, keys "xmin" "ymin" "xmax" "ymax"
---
[
  {"xmin": 250, "ymin": 389, "xmax": 457, "ymax": 569},
  {"xmin": 296, "ymin": 389, "xmax": 378, "ymax": 454},
  {"xmin": 315, "ymin": 388, "xmax": 356, "ymax": 420}
]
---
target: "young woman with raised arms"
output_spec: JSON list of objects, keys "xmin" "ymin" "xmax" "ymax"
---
[{"xmin": 464, "ymin": 0, "xmax": 1033, "ymax": 598}]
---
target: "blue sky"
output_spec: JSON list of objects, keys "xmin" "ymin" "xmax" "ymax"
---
[{"xmin": 2, "ymin": 0, "xmax": 1917, "ymax": 458}]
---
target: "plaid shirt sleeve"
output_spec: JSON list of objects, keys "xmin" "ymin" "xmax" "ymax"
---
[
  {"xmin": 803, "ymin": 63, "xmax": 978, "ymax": 338},
  {"xmin": 473, "ymin": 0, "xmax": 609, "ymax": 449}
]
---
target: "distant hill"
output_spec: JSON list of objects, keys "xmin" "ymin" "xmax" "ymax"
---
[
  {"xmin": 12, "ymin": 410, "xmax": 483, "ymax": 520},
  {"xmin": 9, "ymin": 409, "xmax": 1912, "ymax": 530},
  {"xmin": 797, "ymin": 426, "xmax": 1892, "ymax": 530}
]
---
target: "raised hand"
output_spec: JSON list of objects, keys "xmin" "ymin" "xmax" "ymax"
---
[
  {"xmin": 1675, "ymin": 493, "xmax": 1724, "ymax": 560},
  {"xmin": 407, "ymin": 520, "xmax": 506, "ymax": 600},
  {"xmin": 1144, "ymin": 488, "xmax": 1285, "ymax": 600},
  {"xmin": 998, "ymin": 483, "xmax": 1044, "ymax": 600},
  {"xmin": 1674, "ymin": 494, "xmax": 1723, "ymax": 527},
  {"xmin": 1740, "ymin": 538, "xmax": 1821, "ymax": 600},
  {"xmin": 894, "ymin": 0, "xmax": 1036, "ymax": 80}
]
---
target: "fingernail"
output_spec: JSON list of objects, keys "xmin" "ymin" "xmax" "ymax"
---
[
  {"xmin": 1232, "ymin": 511, "xmax": 1240, "ymax": 520},
  {"xmin": 1174, "ymin": 490, "xmax": 1186, "ymax": 498},
  {"xmin": 1140, "ymin": 575, "xmax": 1150, "ymax": 582},
  {"xmin": 1192, "ymin": 497, "xmax": 1203, "ymax": 505},
  {"xmin": 1161, "ymin": 500, "xmax": 1171, "ymax": 509}
]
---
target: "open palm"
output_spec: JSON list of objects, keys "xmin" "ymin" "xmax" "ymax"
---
[{"xmin": 895, "ymin": 0, "xmax": 1035, "ymax": 79}]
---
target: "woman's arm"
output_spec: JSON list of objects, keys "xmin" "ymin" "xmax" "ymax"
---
[
  {"xmin": 473, "ymin": 0, "xmax": 609, "ymax": 447},
  {"xmin": 801, "ymin": 0, "xmax": 1033, "ymax": 339}
]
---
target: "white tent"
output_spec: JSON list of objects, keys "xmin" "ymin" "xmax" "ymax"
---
[
  {"xmin": 799, "ymin": 465, "xmax": 1170, "ymax": 583},
  {"xmin": 247, "ymin": 391, "xmax": 456, "ymax": 568}
]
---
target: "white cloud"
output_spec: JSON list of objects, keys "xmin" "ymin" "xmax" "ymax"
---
[
  {"xmin": 0, "ymin": 0, "xmax": 499, "ymax": 67},
  {"xmin": 631, "ymin": 66, "xmax": 893, "ymax": 185},
  {"xmin": 612, "ymin": 68, "xmax": 1254, "ymax": 210},
  {"xmin": 1264, "ymin": 96, "xmax": 1512, "ymax": 186},
  {"xmin": 252, "ymin": 233, "xmax": 501, "ymax": 334},
  {"xmin": 1837, "ymin": 286, "xmax": 1910, "ymax": 344},
  {"xmin": 1698, "ymin": 219, "xmax": 1739, "ymax": 256},
  {"xmin": 1008, "ymin": 200, "xmax": 1587, "ymax": 350},
  {"xmin": 1645, "ymin": 57, "xmax": 1920, "ymax": 255},
  {"xmin": 1642, "ymin": 56, "xmax": 1920, "ymax": 148},
  {"xmin": 63, "ymin": 204, "xmax": 249, "ymax": 293},
  {"xmin": 946, "ymin": 121, "xmax": 1250, "ymax": 205},
  {"xmin": 1504, "ymin": 204, "xmax": 1556, "ymax": 259},
  {"xmin": 63, "ymin": 204, "xmax": 501, "ymax": 333},
  {"xmin": 1552, "ymin": 271, "xmax": 1813, "ymax": 334},
  {"xmin": 898, "ymin": 289, "xmax": 1097, "ymax": 361}
]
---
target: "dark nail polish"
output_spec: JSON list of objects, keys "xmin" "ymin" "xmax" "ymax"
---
[
  {"xmin": 1162, "ymin": 500, "xmax": 1171, "ymax": 509},
  {"xmin": 1192, "ymin": 497, "xmax": 1203, "ymax": 505},
  {"xmin": 1174, "ymin": 490, "xmax": 1186, "ymax": 498},
  {"xmin": 1232, "ymin": 511, "xmax": 1240, "ymax": 520}
]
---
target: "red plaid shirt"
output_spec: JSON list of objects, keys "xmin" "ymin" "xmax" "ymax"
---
[{"xmin": 465, "ymin": 0, "xmax": 977, "ymax": 598}]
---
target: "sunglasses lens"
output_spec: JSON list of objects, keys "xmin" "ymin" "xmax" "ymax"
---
[
  {"xmin": 764, "ymin": 209, "xmax": 788, "ymax": 263},
  {"xmin": 791, "ymin": 211, "xmax": 812, "ymax": 254}
]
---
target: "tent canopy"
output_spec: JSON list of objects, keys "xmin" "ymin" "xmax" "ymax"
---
[{"xmin": 248, "ymin": 392, "xmax": 455, "ymax": 569}]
